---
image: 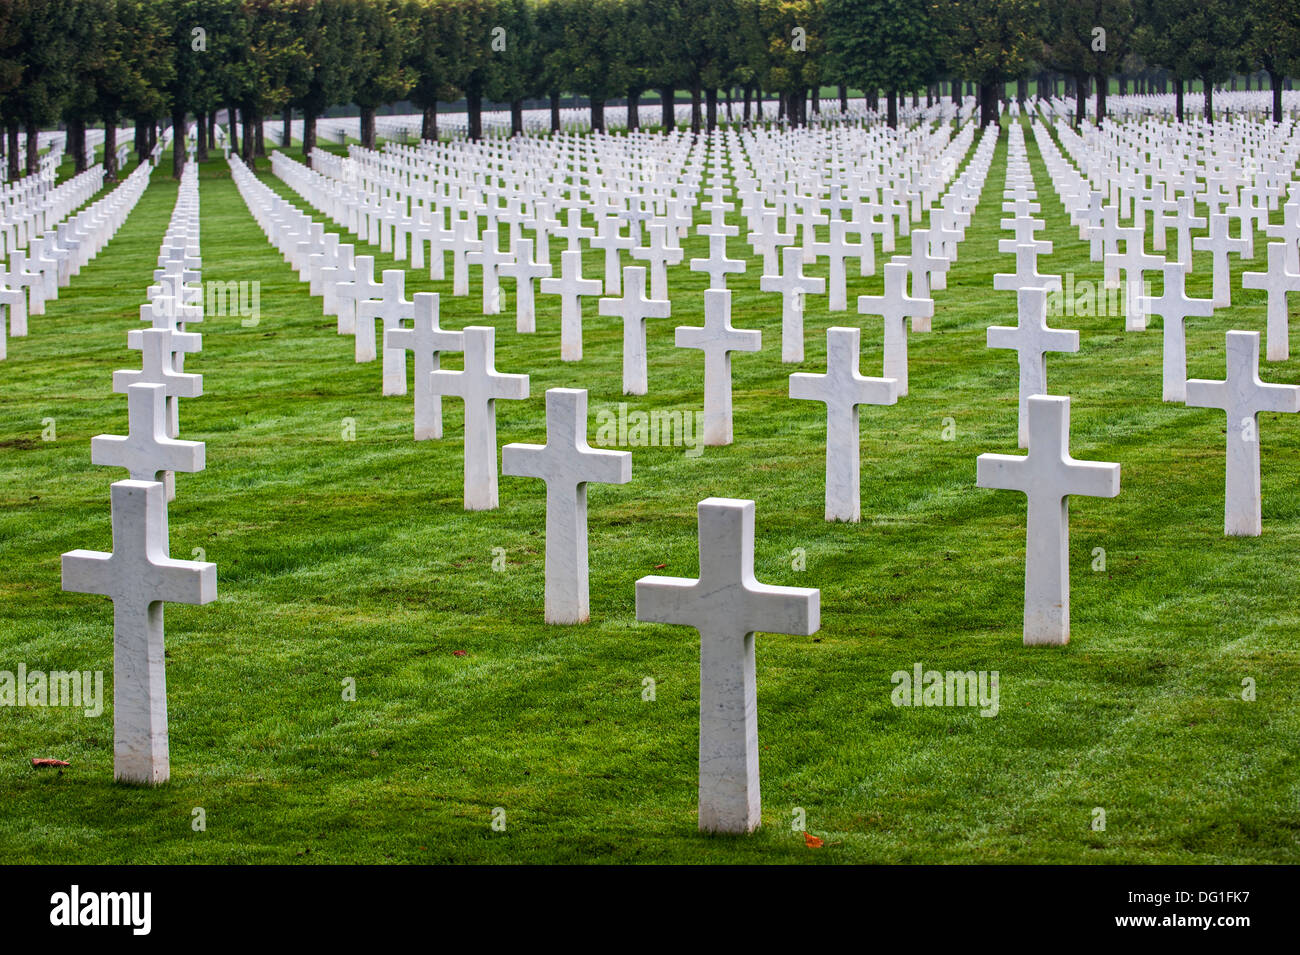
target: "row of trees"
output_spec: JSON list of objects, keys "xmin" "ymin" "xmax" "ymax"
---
[{"xmin": 0, "ymin": 0, "xmax": 1296, "ymax": 184}]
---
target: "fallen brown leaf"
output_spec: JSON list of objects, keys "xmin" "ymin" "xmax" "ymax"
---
[
  {"xmin": 31, "ymin": 758, "xmax": 70, "ymax": 768},
  {"xmin": 803, "ymin": 832, "xmax": 824, "ymax": 848}
]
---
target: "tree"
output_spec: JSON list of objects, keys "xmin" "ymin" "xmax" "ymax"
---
[
  {"xmin": 1041, "ymin": 0, "xmax": 1132, "ymax": 126},
  {"xmin": 826, "ymin": 0, "xmax": 937, "ymax": 128},
  {"xmin": 1135, "ymin": 0, "xmax": 1247, "ymax": 122},
  {"xmin": 1243, "ymin": 0, "xmax": 1300, "ymax": 123},
  {"xmin": 484, "ymin": 0, "xmax": 545, "ymax": 136},
  {"xmin": 349, "ymin": 0, "xmax": 412, "ymax": 149},
  {"xmin": 934, "ymin": 0, "xmax": 1043, "ymax": 126}
]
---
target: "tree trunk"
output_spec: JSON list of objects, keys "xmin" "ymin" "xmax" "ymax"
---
[
  {"xmin": 1095, "ymin": 72, "xmax": 1107, "ymax": 123},
  {"xmin": 103, "ymin": 116, "xmax": 118, "ymax": 181},
  {"xmin": 887, "ymin": 89, "xmax": 898, "ymax": 128},
  {"xmin": 706, "ymin": 87, "xmax": 717, "ymax": 130},
  {"xmin": 420, "ymin": 102, "xmax": 437, "ymax": 141},
  {"xmin": 1074, "ymin": 73, "xmax": 1087, "ymax": 127},
  {"xmin": 359, "ymin": 105, "xmax": 376, "ymax": 149},
  {"xmin": 590, "ymin": 97, "xmax": 605, "ymax": 133},
  {"xmin": 743, "ymin": 86, "xmax": 752, "ymax": 122},
  {"xmin": 25, "ymin": 119, "xmax": 39, "ymax": 175},
  {"xmin": 950, "ymin": 80, "xmax": 959, "ymax": 105},
  {"xmin": 628, "ymin": 91, "xmax": 640, "ymax": 130},
  {"xmin": 69, "ymin": 117, "xmax": 87, "ymax": 172},
  {"xmin": 1175, "ymin": 78, "xmax": 1184, "ymax": 122},
  {"xmin": 281, "ymin": 107, "xmax": 291, "ymax": 149},
  {"xmin": 839, "ymin": 83, "xmax": 848, "ymax": 112},
  {"xmin": 1204, "ymin": 79, "xmax": 1213, "ymax": 123},
  {"xmin": 550, "ymin": 91, "xmax": 561, "ymax": 133},
  {"xmin": 660, "ymin": 87, "xmax": 674, "ymax": 129},
  {"xmin": 172, "ymin": 109, "xmax": 186, "ymax": 177},
  {"xmin": 241, "ymin": 108, "xmax": 254, "ymax": 160},
  {"xmin": 227, "ymin": 104, "xmax": 239, "ymax": 155},
  {"xmin": 254, "ymin": 110, "xmax": 266, "ymax": 157},
  {"xmin": 467, "ymin": 89, "xmax": 482, "ymax": 141},
  {"xmin": 7, "ymin": 121, "xmax": 19, "ymax": 180},
  {"xmin": 134, "ymin": 116, "xmax": 149, "ymax": 164},
  {"xmin": 690, "ymin": 83, "xmax": 702, "ymax": 133},
  {"xmin": 725, "ymin": 87, "xmax": 733, "ymax": 121},
  {"xmin": 196, "ymin": 110, "xmax": 208, "ymax": 160},
  {"xmin": 302, "ymin": 108, "xmax": 317, "ymax": 159},
  {"xmin": 980, "ymin": 82, "xmax": 999, "ymax": 127},
  {"xmin": 1270, "ymin": 69, "xmax": 1283, "ymax": 123}
]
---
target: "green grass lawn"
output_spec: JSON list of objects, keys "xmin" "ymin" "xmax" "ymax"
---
[{"xmin": 1, "ymin": 117, "xmax": 1298, "ymax": 864}]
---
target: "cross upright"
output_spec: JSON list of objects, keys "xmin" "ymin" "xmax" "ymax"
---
[
  {"xmin": 995, "ymin": 242, "xmax": 1063, "ymax": 297},
  {"xmin": 598, "ymin": 264, "xmax": 671, "ymax": 395},
  {"xmin": 676, "ymin": 288, "xmax": 762, "ymax": 446},
  {"xmin": 429, "ymin": 325, "xmax": 529, "ymax": 510},
  {"xmin": 502, "ymin": 388, "xmax": 632, "ymax": 624},
  {"xmin": 62, "ymin": 480, "xmax": 217, "ymax": 784},
  {"xmin": 497, "ymin": 236, "xmax": 551, "ymax": 333},
  {"xmin": 631, "ymin": 222, "xmax": 684, "ymax": 301},
  {"xmin": 790, "ymin": 326, "xmax": 898, "ymax": 521},
  {"xmin": 335, "ymin": 254, "xmax": 382, "ymax": 336},
  {"xmin": 92, "ymin": 383, "xmax": 205, "ymax": 493},
  {"xmin": 987, "ymin": 287, "xmax": 1080, "ymax": 448},
  {"xmin": 761, "ymin": 245, "xmax": 824, "ymax": 363},
  {"xmin": 554, "ymin": 207, "xmax": 595, "ymax": 251},
  {"xmin": 1194, "ymin": 213, "xmax": 1249, "ymax": 307},
  {"xmin": 1103, "ymin": 227, "xmax": 1164, "ymax": 330},
  {"xmin": 1186, "ymin": 330, "xmax": 1300, "ymax": 537},
  {"xmin": 812, "ymin": 219, "xmax": 857, "ymax": 312},
  {"xmin": 635, "ymin": 497, "xmax": 820, "ymax": 833},
  {"xmin": 894, "ymin": 227, "xmax": 946, "ymax": 309},
  {"xmin": 466, "ymin": 227, "xmax": 514, "ymax": 316},
  {"xmin": 1136, "ymin": 261, "xmax": 1216, "ymax": 402},
  {"xmin": 976, "ymin": 395, "xmax": 1121, "ymax": 646},
  {"xmin": 857, "ymin": 261, "xmax": 932, "ymax": 396},
  {"xmin": 689, "ymin": 233, "xmax": 746, "ymax": 291},
  {"xmin": 540, "ymin": 248, "xmax": 603, "ymax": 361},
  {"xmin": 385, "ymin": 293, "xmax": 464, "ymax": 440},
  {"xmin": 356, "ymin": 269, "xmax": 415, "ymax": 394},
  {"xmin": 1241, "ymin": 241, "xmax": 1300, "ymax": 361},
  {"xmin": 590, "ymin": 215, "xmax": 636, "ymax": 294}
]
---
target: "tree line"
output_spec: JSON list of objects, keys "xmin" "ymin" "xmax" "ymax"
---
[{"xmin": 0, "ymin": 0, "xmax": 1295, "ymax": 183}]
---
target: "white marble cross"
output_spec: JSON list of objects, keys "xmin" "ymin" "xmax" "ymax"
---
[
  {"xmin": 92, "ymin": 383, "xmax": 205, "ymax": 488},
  {"xmin": 541, "ymin": 248, "xmax": 603, "ymax": 361},
  {"xmin": 1136, "ymin": 261, "xmax": 1216, "ymax": 402},
  {"xmin": 502, "ymin": 388, "xmax": 632, "ymax": 624},
  {"xmin": 976, "ymin": 395, "xmax": 1120, "ymax": 645},
  {"xmin": 856, "ymin": 261, "xmax": 932, "ymax": 396},
  {"xmin": 761, "ymin": 246, "xmax": 825, "ymax": 363},
  {"xmin": 635, "ymin": 497, "xmax": 819, "ymax": 834},
  {"xmin": 631, "ymin": 222, "xmax": 684, "ymax": 301},
  {"xmin": 689, "ymin": 233, "xmax": 746, "ymax": 290},
  {"xmin": 356, "ymin": 270, "xmax": 413, "ymax": 394},
  {"xmin": 498, "ymin": 236, "xmax": 551, "ymax": 334},
  {"xmin": 591, "ymin": 216, "xmax": 636, "ymax": 293},
  {"xmin": 429, "ymin": 325, "xmax": 529, "ymax": 509},
  {"xmin": 1186, "ymin": 330, "xmax": 1300, "ymax": 536},
  {"xmin": 987, "ymin": 287, "xmax": 1080, "ymax": 447},
  {"xmin": 598, "ymin": 264, "xmax": 671, "ymax": 395},
  {"xmin": 335, "ymin": 254, "xmax": 382, "ymax": 336},
  {"xmin": 385, "ymin": 293, "xmax": 464, "ymax": 440},
  {"xmin": 995, "ymin": 242, "xmax": 1063, "ymax": 296},
  {"xmin": 467, "ymin": 227, "xmax": 513, "ymax": 316},
  {"xmin": 62, "ymin": 480, "xmax": 217, "ymax": 784},
  {"xmin": 1194, "ymin": 213, "xmax": 1249, "ymax": 307},
  {"xmin": 790, "ymin": 327, "xmax": 898, "ymax": 521},
  {"xmin": 1104, "ymin": 227, "xmax": 1164, "ymax": 330},
  {"xmin": 1241, "ymin": 242, "xmax": 1300, "ymax": 361},
  {"xmin": 676, "ymin": 288, "xmax": 761, "ymax": 446}
]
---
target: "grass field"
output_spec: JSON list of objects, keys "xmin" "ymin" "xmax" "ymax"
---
[{"xmin": 1, "ymin": 117, "xmax": 1298, "ymax": 864}]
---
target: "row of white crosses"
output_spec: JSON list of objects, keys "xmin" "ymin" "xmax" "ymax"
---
[
  {"xmin": 1, "ymin": 160, "xmax": 155, "ymax": 361},
  {"xmin": 62, "ymin": 162, "xmax": 218, "ymax": 786}
]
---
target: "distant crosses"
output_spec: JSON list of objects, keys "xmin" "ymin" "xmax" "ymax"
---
[
  {"xmin": 498, "ymin": 236, "xmax": 551, "ymax": 334},
  {"xmin": 1185, "ymin": 330, "xmax": 1300, "ymax": 537},
  {"xmin": 599, "ymin": 264, "xmax": 671, "ymax": 396},
  {"xmin": 986, "ymin": 287, "xmax": 1080, "ymax": 448},
  {"xmin": 1136, "ymin": 262, "xmax": 1215, "ymax": 402},
  {"xmin": 676, "ymin": 289, "xmax": 761, "ymax": 446},
  {"xmin": 1194, "ymin": 213, "xmax": 1249, "ymax": 308},
  {"xmin": 502, "ymin": 388, "xmax": 632, "ymax": 625},
  {"xmin": 384, "ymin": 293, "xmax": 464, "ymax": 441},
  {"xmin": 356, "ymin": 269, "xmax": 414, "ymax": 394},
  {"xmin": 62, "ymin": 480, "xmax": 217, "ymax": 784},
  {"xmin": 429, "ymin": 325, "xmax": 529, "ymax": 510},
  {"xmin": 976, "ymin": 395, "xmax": 1121, "ymax": 646},
  {"xmin": 790, "ymin": 327, "xmax": 898, "ymax": 521},
  {"xmin": 541, "ymin": 249, "xmax": 603, "ymax": 361},
  {"xmin": 635, "ymin": 498, "xmax": 820, "ymax": 834},
  {"xmin": 857, "ymin": 261, "xmax": 932, "ymax": 396},
  {"xmin": 761, "ymin": 246, "xmax": 824, "ymax": 363},
  {"xmin": 1241, "ymin": 242, "xmax": 1300, "ymax": 361}
]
